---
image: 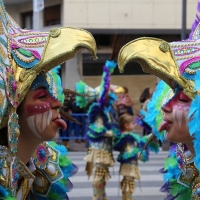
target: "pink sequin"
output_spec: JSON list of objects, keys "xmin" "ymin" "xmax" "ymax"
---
[{"xmin": 179, "ymin": 57, "xmax": 200, "ymax": 74}]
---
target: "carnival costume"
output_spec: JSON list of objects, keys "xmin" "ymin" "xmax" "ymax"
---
[
  {"xmin": 144, "ymin": 80, "xmax": 198, "ymax": 199},
  {"xmin": 0, "ymin": 0, "xmax": 97, "ymax": 199},
  {"xmin": 113, "ymin": 131, "xmax": 159, "ymax": 200},
  {"xmin": 76, "ymin": 61, "xmax": 120, "ymax": 200},
  {"xmin": 117, "ymin": 1, "xmax": 200, "ymax": 199}
]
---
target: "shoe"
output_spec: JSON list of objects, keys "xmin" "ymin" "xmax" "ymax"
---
[
  {"xmin": 81, "ymin": 139, "xmax": 86, "ymax": 143},
  {"xmin": 75, "ymin": 139, "xmax": 81, "ymax": 144},
  {"xmin": 62, "ymin": 141, "xmax": 70, "ymax": 149}
]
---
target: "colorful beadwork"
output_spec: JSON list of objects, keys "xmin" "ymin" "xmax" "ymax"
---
[
  {"xmin": 173, "ymin": 47, "xmax": 200, "ymax": 56},
  {"xmin": 33, "ymin": 143, "xmax": 50, "ymax": 169},
  {"xmin": 176, "ymin": 143, "xmax": 186, "ymax": 175}
]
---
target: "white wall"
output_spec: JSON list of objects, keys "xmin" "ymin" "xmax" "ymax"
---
[{"xmin": 63, "ymin": 0, "xmax": 198, "ymax": 30}]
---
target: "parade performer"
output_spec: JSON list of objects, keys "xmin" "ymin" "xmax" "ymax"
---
[
  {"xmin": 114, "ymin": 114, "xmax": 159, "ymax": 200},
  {"xmin": 76, "ymin": 61, "xmax": 120, "ymax": 200},
  {"xmin": 117, "ymin": 2, "xmax": 200, "ymax": 199},
  {"xmin": 0, "ymin": 0, "xmax": 97, "ymax": 199}
]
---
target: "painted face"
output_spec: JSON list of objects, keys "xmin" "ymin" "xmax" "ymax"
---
[
  {"xmin": 158, "ymin": 90, "xmax": 192, "ymax": 143},
  {"xmin": 18, "ymin": 75, "xmax": 67, "ymax": 141}
]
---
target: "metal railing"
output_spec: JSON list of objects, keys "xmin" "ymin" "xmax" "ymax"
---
[{"xmin": 59, "ymin": 113, "xmax": 88, "ymax": 140}]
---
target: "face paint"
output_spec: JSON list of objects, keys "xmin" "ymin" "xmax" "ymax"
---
[
  {"xmin": 172, "ymin": 105, "xmax": 190, "ymax": 127},
  {"xmin": 26, "ymin": 110, "xmax": 53, "ymax": 139},
  {"xmin": 159, "ymin": 90, "xmax": 192, "ymax": 143},
  {"xmin": 20, "ymin": 73, "xmax": 65, "ymax": 141}
]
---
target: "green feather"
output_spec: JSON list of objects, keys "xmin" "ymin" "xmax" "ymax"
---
[{"xmin": 164, "ymin": 157, "xmax": 177, "ymax": 170}]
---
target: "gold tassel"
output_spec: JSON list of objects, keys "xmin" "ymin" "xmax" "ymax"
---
[{"xmin": 85, "ymin": 162, "xmax": 94, "ymax": 179}]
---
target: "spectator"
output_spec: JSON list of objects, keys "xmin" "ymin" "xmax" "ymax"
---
[
  {"xmin": 139, "ymin": 87, "xmax": 153, "ymax": 136},
  {"xmin": 117, "ymin": 86, "xmax": 134, "ymax": 117}
]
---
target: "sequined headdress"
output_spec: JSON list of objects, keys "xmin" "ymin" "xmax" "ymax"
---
[
  {"xmin": 0, "ymin": 0, "xmax": 97, "ymax": 154},
  {"xmin": 117, "ymin": 2, "xmax": 200, "ymax": 170}
]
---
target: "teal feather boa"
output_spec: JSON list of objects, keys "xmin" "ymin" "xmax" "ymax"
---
[{"xmin": 144, "ymin": 80, "xmax": 171, "ymax": 141}]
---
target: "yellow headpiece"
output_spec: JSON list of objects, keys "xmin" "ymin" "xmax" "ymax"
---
[{"xmin": 0, "ymin": 0, "xmax": 97, "ymax": 153}]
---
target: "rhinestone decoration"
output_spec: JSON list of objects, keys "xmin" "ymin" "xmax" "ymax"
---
[{"xmin": 33, "ymin": 143, "xmax": 50, "ymax": 169}]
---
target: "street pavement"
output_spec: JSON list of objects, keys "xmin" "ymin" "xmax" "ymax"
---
[{"xmin": 67, "ymin": 149, "xmax": 169, "ymax": 200}]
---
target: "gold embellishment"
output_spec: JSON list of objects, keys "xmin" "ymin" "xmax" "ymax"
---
[
  {"xmin": 185, "ymin": 68, "xmax": 196, "ymax": 75},
  {"xmin": 0, "ymin": 21, "xmax": 4, "ymax": 35},
  {"xmin": 49, "ymin": 28, "xmax": 61, "ymax": 38},
  {"xmin": 170, "ymin": 42, "xmax": 200, "ymax": 48},
  {"xmin": 0, "ymin": 90, "xmax": 5, "ymax": 107},
  {"xmin": 0, "ymin": 158, "xmax": 9, "ymax": 188},
  {"xmin": 17, "ymin": 179, "xmax": 32, "ymax": 200},
  {"xmin": 120, "ymin": 176, "xmax": 135, "ymax": 193},
  {"xmin": 12, "ymin": 32, "xmax": 49, "ymax": 38},
  {"xmin": 0, "ymin": 44, "xmax": 6, "ymax": 60},
  {"xmin": 32, "ymin": 169, "xmax": 51, "ymax": 195},
  {"xmin": 44, "ymin": 163, "xmax": 59, "ymax": 179},
  {"xmin": 0, "ymin": 7, "xmax": 5, "ymax": 18},
  {"xmin": 13, "ymin": 49, "xmax": 35, "ymax": 63},
  {"xmin": 49, "ymin": 148, "xmax": 57, "ymax": 162},
  {"xmin": 159, "ymin": 41, "xmax": 170, "ymax": 53},
  {"xmin": 176, "ymin": 54, "xmax": 200, "ymax": 61}
]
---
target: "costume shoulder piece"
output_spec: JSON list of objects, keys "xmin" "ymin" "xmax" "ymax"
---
[
  {"xmin": 159, "ymin": 144, "xmax": 199, "ymax": 200},
  {"xmin": 32, "ymin": 141, "xmax": 78, "ymax": 199}
]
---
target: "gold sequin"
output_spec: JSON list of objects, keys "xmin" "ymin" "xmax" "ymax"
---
[
  {"xmin": 0, "ymin": 44, "xmax": 7, "ymax": 60},
  {"xmin": 0, "ymin": 21, "xmax": 4, "ymax": 35},
  {"xmin": 0, "ymin": 90, "xmax": 5, "ymax": 107}
]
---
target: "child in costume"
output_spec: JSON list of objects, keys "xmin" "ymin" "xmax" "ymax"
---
[
  {"xmin": 117, "ymin": 2, "xmax": 200, "ymax": 199},
  {"xmin": 114, "ymin": 114, "xmax": 159, "ymax": 200},
  {"xmin": 0, "ymin": 0, "xmax": 97, "ymax": 199},
  {"xmin": 76, "ymin": 61, "xmax": 120, "ymax": 200}
]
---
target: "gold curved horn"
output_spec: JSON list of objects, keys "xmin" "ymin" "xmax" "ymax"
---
[
  {"xmin": 117, "ymin": 37, "xmax": 190, "ymax": 95},
  {"xmin": 36, "ymin": 27, "xmax": 98, "ymax": 72},
  {"xmin": 17, "ymin": 27, "xmax": 98, "ymax": 103}
]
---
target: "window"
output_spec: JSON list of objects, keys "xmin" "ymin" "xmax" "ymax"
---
[
  {"xmin": 44, "ymin": 5, "xmax": 61, "ymax": 26},
  {"xmin": 21, "ymin": 11, "xmax": 33, "ymax": 29},
  {"xmin": 82, "ymin": 53, "xmax": 148, "ymax": 76}
]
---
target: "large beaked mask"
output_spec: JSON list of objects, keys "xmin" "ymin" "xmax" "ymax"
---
[
  {"xmin": 0, "ymin": 0, "xmax": 97, "ymax": 154},
  {"xmin": 117, "ymin": 2, "xmax": 200, "ymax": 170}
]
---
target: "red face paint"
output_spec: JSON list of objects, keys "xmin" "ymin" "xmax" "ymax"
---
[
  {"xmin": 26, "ymin": 102, "xmax": 51, "ymax": 116},
  {"xmin": 26, "ymin": 88, "xmax": 60, "ymax": 116},
  {"xmin": 162, "ymin": 91, "xmax": 191, "ymax": 110}
]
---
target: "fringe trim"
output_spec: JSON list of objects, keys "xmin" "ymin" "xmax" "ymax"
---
[
  {"xmin": 121, "ymin": 176, "xmax": 135, "ymax": 193},
  {"xmin": 119, "ymin": 163, "xmax": 141, "ymax": 179},
  {"xmin": 93, "ymin": 166, "xmax": 111, "ymax": 182},
  {"xmin": 84, "ymin": 148, "xmax": 115, "ymax": 166}
]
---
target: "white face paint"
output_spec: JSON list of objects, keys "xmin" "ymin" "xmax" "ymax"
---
[
  {"xmin": 27, "ymin": 110, "xmax": 53, "ymax": 139},
  {"xmin": 172, "ymin": 105, "xmax": 189, "ymax": 128}
]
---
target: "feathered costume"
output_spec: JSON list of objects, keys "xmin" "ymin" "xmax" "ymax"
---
[
  {"xmin": 76, "ymin": 60, "xmax": 120, "ymax": 200},
  {"xmin": 0, "ymin": 0, "xmax": 97, "ymax": 199},
  {"xmin": 117, "ymin": 1, "xmax": 200, "ymax": 199},
  {"xmin": 114, "ymin": 131, "xmax": 159, "ymax": 200}
]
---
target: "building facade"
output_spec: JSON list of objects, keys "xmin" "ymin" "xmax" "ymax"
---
[{"xmin": 4, "ymin": 0, "xmax": 199, "ymax": 112}]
